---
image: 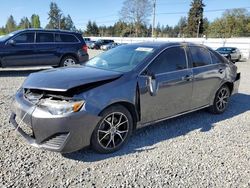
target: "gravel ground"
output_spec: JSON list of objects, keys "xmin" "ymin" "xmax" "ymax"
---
[{"xmin": 0, "ymin": 51, "xmax": 249, "ymax": 187}]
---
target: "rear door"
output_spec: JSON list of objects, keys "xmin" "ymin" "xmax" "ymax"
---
[
  {"xmin": 188, "ymin": 46, "xmax": 226, "ymax": 109},
  {"xmin": 2, "ymin": 32, "xmax": 35, "ymax": 67},
  {"xmin": 138, "ymin": 46, "xmax": 193, "ymax": 124},
  {"xmin": 35, "ymin": 32, "xmax": 59, "ymax": 66}
]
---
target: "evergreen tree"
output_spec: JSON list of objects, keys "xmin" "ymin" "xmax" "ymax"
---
[
  {"xmin": 31, "ymin": 14, "xmax": 41, "ymax": 28},
  {"xmin": 5, "ymin": 15, "xmax": 16, "ymax": 33},
  {"xmin": 186, "ymin": 0, "xmax": 205, "ymax": 37},
  {"xmin": 18, "ymin": 17, "xmax": 31, "ymax": 29},
  {"xmin": 177, "ymin": 17, "xmax": 187, "ymax": 37},
  {"xmin": 64, "ymin": 15, "xmax": 76, "ymax": 31},
  {"xmin": 46, "ymin": 2, "xmax": 62, "ymax": 29},
  {"xmin": 85, "ymin": 20, "xmax": 93, "ymax": 36}
]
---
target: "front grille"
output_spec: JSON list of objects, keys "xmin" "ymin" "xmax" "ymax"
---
[{"xmin": 41, "ymin": 133, "xmax": 69, "ymax": 149}]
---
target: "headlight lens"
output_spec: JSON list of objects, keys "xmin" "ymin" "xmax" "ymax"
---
[{"xmin": 39, "ymin": 99, "xmax": 85, "ymax": 115}]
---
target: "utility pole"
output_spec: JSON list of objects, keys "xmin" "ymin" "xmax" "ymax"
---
[
  {"xmin": 152, "ymin": 0, "xmax": 156, "ymax": 38},
  {"xmin": 196, "ymin": 17, "xmax": 201, "ymax": 38}
]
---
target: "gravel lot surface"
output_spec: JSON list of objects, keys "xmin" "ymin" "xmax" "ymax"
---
[{"xmin": 0, "ymin": 50, "xmax": 249, "ymax": 187}]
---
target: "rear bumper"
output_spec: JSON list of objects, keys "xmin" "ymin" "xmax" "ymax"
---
[
  {"xmin": 232, "ymin": 73, "xmax": 241, "ymax": 95},
  {"xmin": 9, "ymin": 91, "xmax": 101, "ymax": 153},
  {"xmin": 78, "ymin": 53, "xmax": 89, "ymax": 64}
]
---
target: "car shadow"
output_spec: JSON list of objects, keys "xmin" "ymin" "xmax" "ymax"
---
[
  {"xmin": 0, "ymin": 68, "xmax": 49, "ymax": 77},
  {"xmin": 63, "ymin": 93, "xmax": 250, "ymax": 162}
]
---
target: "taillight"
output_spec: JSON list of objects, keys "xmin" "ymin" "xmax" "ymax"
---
[{"xmin": 82, "ymin": 44, "xmax": 88, "ymax": 53}]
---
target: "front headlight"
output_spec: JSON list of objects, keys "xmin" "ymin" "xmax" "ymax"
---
[{"xmin": 39, "ymin": 99, "xmax": 85, "ymax": 115}]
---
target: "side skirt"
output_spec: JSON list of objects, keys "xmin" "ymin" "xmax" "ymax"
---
[{"xmin": 136, "ymin": 105, "xmax": 210, "ymax": 129}]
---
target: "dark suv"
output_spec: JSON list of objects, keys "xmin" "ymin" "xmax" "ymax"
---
[
  {"xmin": 0, "ymin": 29, "xmax": 89, "ymax": 68},
  {"xmin": 90, "ymin": 39, "xmax": 114, "ymax": 49}
]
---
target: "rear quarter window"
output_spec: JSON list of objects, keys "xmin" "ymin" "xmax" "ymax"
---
[
  {"xmin": 189, "ymin": 46, "xmax": 212, "ymax": 67},
  {"xmin": 56, "ymin": 34, "xmax": 79, "ymax": 43}
]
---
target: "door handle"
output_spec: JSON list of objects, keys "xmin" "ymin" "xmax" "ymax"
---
[
  {"xmin": 218, "ymin": 69, "xmax": 224, "ymax": 74},
  {"xmin": 182, "ymin": 75, "xmax": 193, "ymax": 81}
]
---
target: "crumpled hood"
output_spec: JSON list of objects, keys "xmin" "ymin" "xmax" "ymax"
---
[{"xmin": 23, "ymin": 66, "xmax": 123, "ymax": 92}]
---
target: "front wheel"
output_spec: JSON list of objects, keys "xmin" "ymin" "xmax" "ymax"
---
[
  {"xmin": 209, "ymin": 85, "xmax": 230, "ymax": 114},
  {"xmin": 91, "ymin": 105, "xmax": 133, "ymax": 153}
]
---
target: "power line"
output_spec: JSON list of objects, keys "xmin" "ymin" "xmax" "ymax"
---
[{"xmin": 157, "ymin": 7, "xmax": 250, "ymax": 15}]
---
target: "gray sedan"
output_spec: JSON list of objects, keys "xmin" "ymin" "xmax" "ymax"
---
[{"xmin": 10, "ymin": 42, "xmax": 240, "ymax": 153}]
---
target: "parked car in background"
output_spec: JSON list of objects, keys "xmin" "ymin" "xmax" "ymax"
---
[
  {"xmin": 83, "ymin": 37, "xmax": 91, "ymax": 42},
  {"xmin": 90, "ymin": 39, "xmax": 114, "ymax": 49},
  {"xmin": 10, "ymin": 42, "xmax": 240, "ymax": 154},
  {"xmin": 86, "ymin": 40, "xmax": 96, "ymax": 49},
  {"xmin": 100, "ymin": 42, "xmax": 119, "ymax": 51},
  {"xmin": 0, "ymin": 29, "xmax": 89, "ymax": 68},
  {"xmin": 216, "ymin": 47, "xmax": 241, "ymax": 62}
]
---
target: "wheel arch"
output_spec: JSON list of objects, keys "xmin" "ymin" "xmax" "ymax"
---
[
  {"xmin": 60, "ymin": 53, "xmax": 79, "ymax": 64},
  {"xmin": 98, "ymin": 101, "xmax": 139, "ymax": 131}
]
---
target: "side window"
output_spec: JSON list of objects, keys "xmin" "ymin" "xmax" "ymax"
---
[
  {"xmin": 59, "ymin": 34, "xmax": 78, "ymax": 42},
  {"xmin": 13, "ymin": 33, "xmax": 34, "ymax": 44},
  {"xmin": 189, "ymin": 46, "xmax": 211, "ymax": 67},
  {"xmin": 36, "ymin": 33, "xmax": 54, "ymax": 43},
  {"xmin": 210, "ymin": 52, "xmax": 221, "ymax": 64},
  {"xmin": 147, "ymin": 46, "xmax": 187, "ymax": 74}
]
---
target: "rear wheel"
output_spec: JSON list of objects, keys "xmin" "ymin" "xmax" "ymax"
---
[
  {"xmin": 209, "ymin": 85, "xmax": 230, "ymax": 114},
  {"xmin": 91, "ymin": 105, "xmax": 133, "ymax": 153},
  {"xmin": 60, "ymin": 56, "xmax": 78, "ymax": 67}
]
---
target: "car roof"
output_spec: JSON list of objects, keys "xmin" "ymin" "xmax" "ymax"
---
[
  {"xmin": 15, "ymin": 29, "xmax": 80, "ymax": 35},
  {"xmin": 125, "ymin": 42, "xmax": 205, "ymax": 49}
]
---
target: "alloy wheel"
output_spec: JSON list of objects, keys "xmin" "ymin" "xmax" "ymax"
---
[
  {"xmin": 97, "ymin": 112, "xmax": 129, "ymax": 150},
  {"xmin": 216, "ymin": 87, "xmax": 229, "ymax": 111},
  {"xmin": 63, "ymin": 58, "xmax": 76, "ymax": 66}
]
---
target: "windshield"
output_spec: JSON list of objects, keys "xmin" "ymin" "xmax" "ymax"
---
[
  {"xmin": 0, "ymin": 31, "xmax": 19, "ymax": 42},
  {"xmin": 86, "ymin": 45, "xmax": 155, "ymax": 72},
  {"xmin": 217, "ymin": 47, "xmax": 234, "ymax": 52}
]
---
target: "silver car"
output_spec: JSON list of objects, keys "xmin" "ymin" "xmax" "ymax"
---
[
  {"xmin": 10, "ymin": 42, "xmax": 240, "ymax": 153},
  {"xmin": 216, "ymin": 47, "xmax": 241, "ymax": 62}
]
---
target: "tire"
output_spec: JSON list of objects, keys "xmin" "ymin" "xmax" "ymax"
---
[
  {"xmin": 60, "ymin": 56, "xmax": 78, "ymax": 67},
  {"xmin": 236, "ymin": 55, "xmax": 241, "ymax": 62},
  {"xmin": 208, "ymin": 85, "xmax": 230, "ymax": 114},
  {"xmin": 91, "ymin": 105, "xmax": 133, "ymax": 153}
]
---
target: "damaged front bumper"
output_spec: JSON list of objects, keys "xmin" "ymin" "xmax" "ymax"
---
[{"xmin": 9, "ymin": 90, "xmax": 101, "ymax": 153}]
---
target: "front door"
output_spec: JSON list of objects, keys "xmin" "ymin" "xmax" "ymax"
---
[
  {"xmin": 138, "ymin": 46, "xmax": 193, "ymax": 124},
  {"xmin": 2, "ymin": 32, "xmax": 35, "ymax": 67}
]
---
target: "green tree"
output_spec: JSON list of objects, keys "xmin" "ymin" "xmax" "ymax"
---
[
  {"xmin": 177, "ymin": 16, "xmax": 187, "ymax": 37},
  {"xmin": 46, "ymin": 2, "xmax": 62, "ymax": 29},
  {"xmin": 85, "ymin": 20, "xmax": 93, "ymax": 36},
  {"xmin": 207, "ymin": 8, "xmax": 250, "ymax": 38},
  {"xmin": 0, "ymin": 27, "xmax": 6, "ymax": 35},
  {"xmin": 31, "ymin": 14, "xmax": 41, "ymax": 28},
  {"xmin": 63, "ymin": 15, "xmax": 76, "ymax": 31},
  {"xmin": 5, "ymin": 15, "xmax": 16, "ymax": 33},
  {"xmin": 120, "ymin": 0, "xmax": 152, "ymax": 37},
  {"xmin": 186, "ymin": 0, "xmax": 205, "ymax": 37},
  {"xmin": 18, "ymin": 17, "xmax": 31, "ymax": 29}
]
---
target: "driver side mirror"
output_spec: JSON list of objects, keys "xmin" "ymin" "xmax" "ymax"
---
[
  {"xmin": 144, "ymin": 69, "xmax": 158, "ymax": 96},
  {"xmin": 7, "ymin": 39, "xmax": 16, "ymax": 46}
]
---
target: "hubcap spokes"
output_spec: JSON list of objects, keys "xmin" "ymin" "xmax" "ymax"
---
[
  {"xmin": 216, "ymin": 88, "xmax": 229, "ymax": 111},
  {"xmin": 64, "ymin": 59, "xmax": 76, "ymax": 66},
  {"xmin": 98, "ymin": 112, "xmax": 129, "ymax": 149}
]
